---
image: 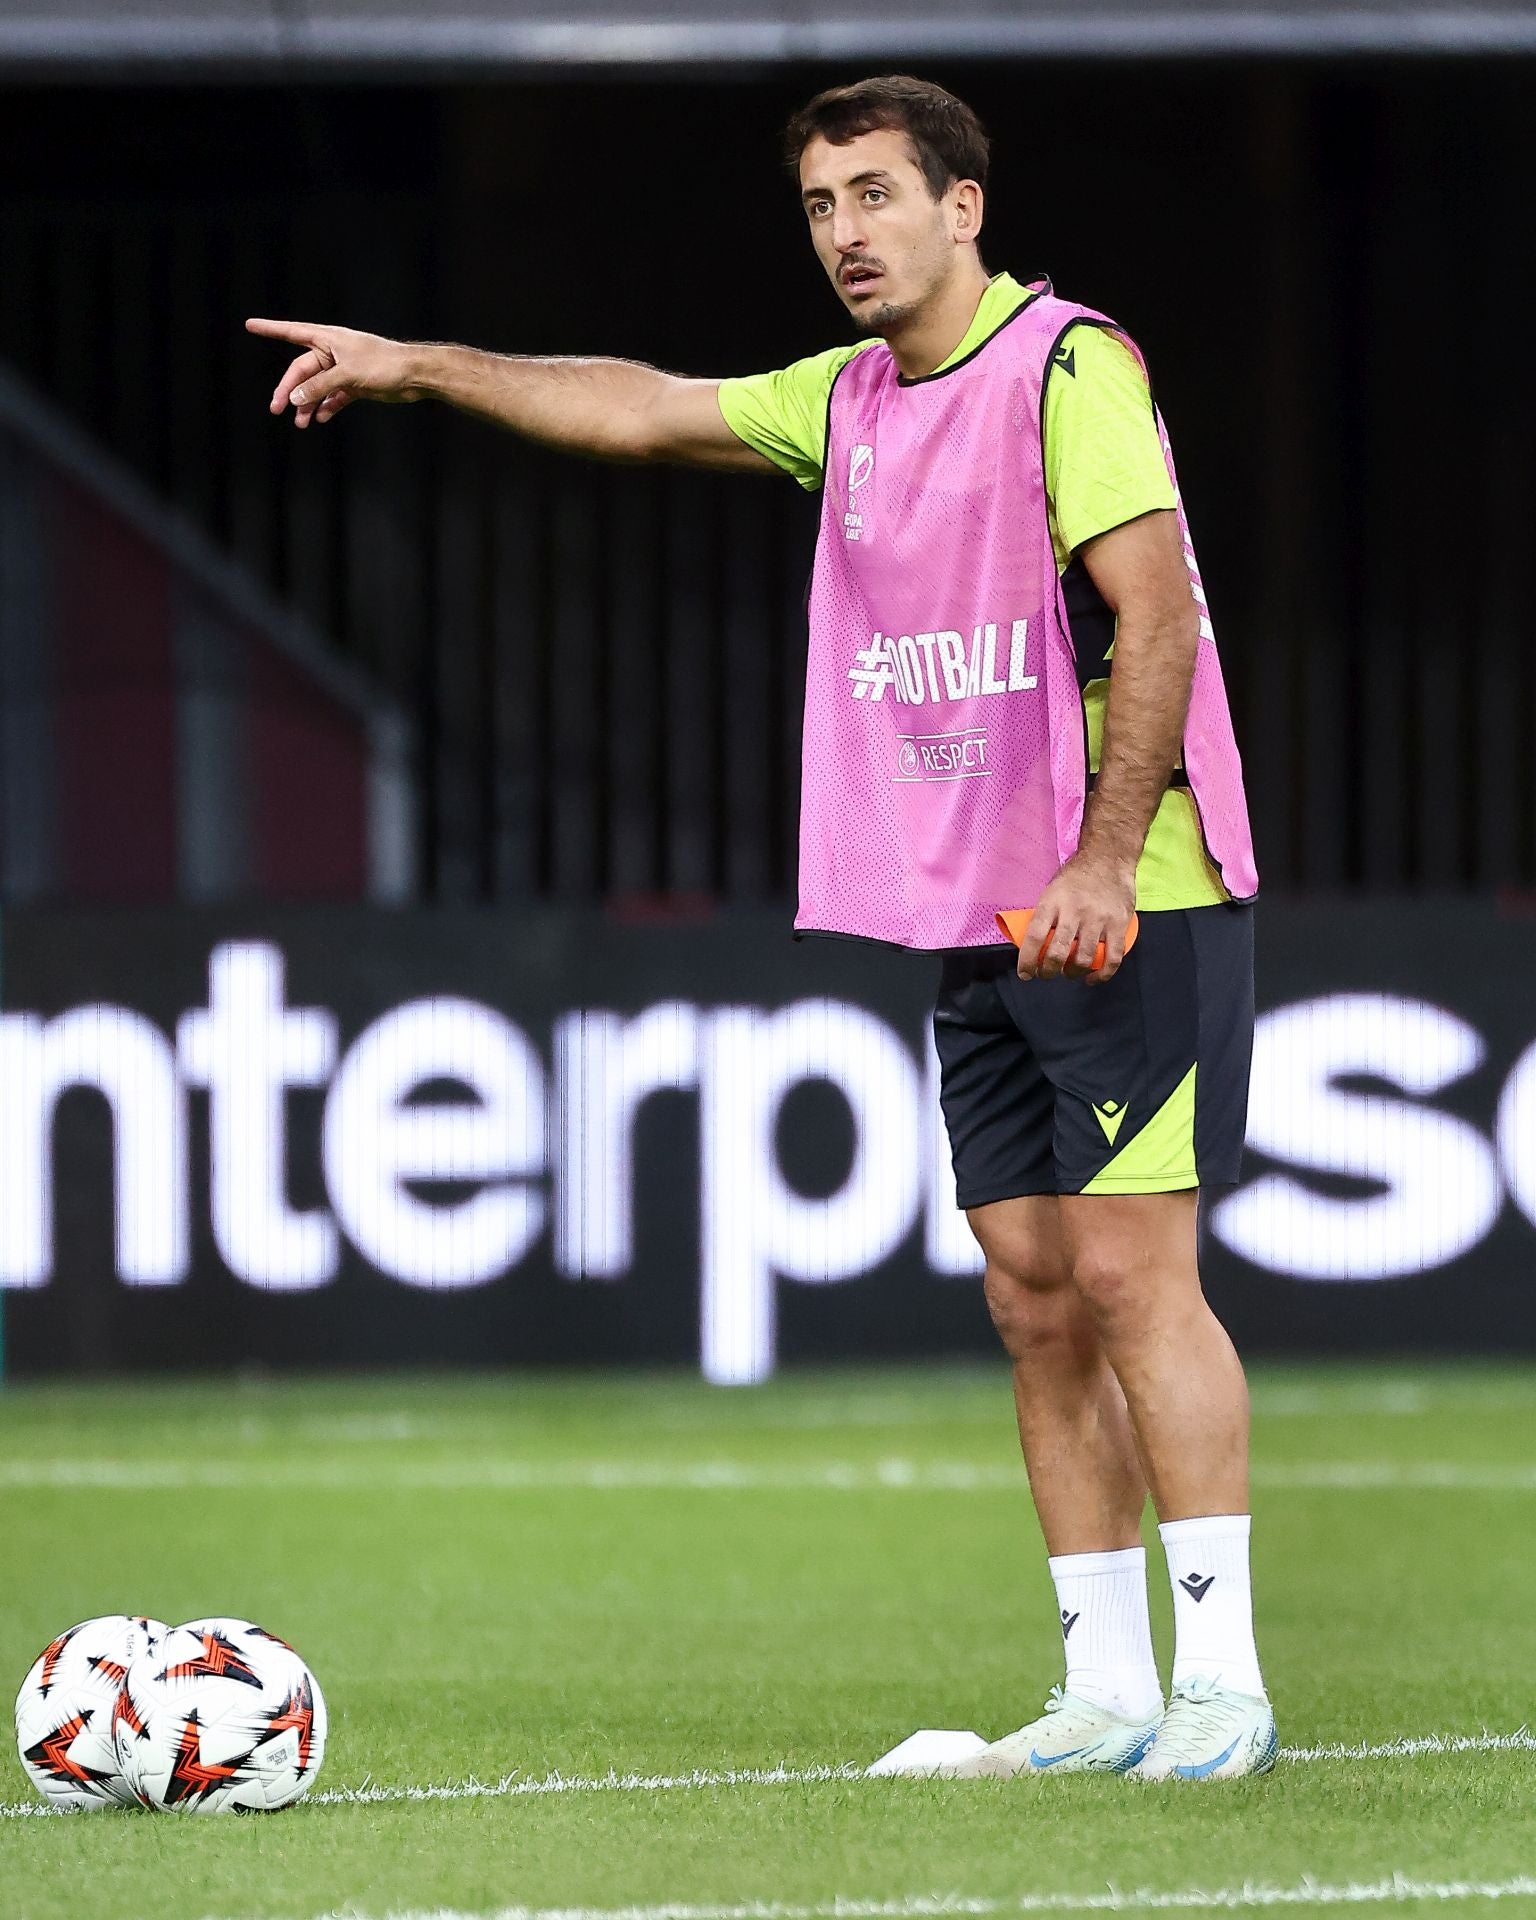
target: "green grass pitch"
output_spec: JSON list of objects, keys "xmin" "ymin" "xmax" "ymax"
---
[{"xmin": 2, "ymin": 1363, "xmax": 1534, "ymax": 1920}]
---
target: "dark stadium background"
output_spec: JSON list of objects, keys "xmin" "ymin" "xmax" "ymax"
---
[{"xmin": 2, "ymin": 18, "xmax": 1535, "ymax": 1376}]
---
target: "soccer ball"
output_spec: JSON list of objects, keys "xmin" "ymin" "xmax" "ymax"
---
[
  {"xmin": 14, "ymin": 1615, "xmax": 169, "ymax": 1810},
  {"xmin": 115, "ymin": 1617, "xmax": 327, "ymax": 1813}
]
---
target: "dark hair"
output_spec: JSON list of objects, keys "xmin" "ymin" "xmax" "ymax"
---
[{"xmin": 783, "ymin": 75, "xmax": 990, "ymax": 200}]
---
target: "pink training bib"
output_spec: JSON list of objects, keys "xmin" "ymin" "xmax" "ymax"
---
[{"xmin": 795, "ymin": 281, "xmax": 1258, "ymax": 950}]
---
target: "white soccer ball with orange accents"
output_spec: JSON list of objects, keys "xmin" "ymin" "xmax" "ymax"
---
[
  {"xmin": 115, "ymin": 1617, "xmax": 327, "ymax": 1814},
  {"xmin": 14, "ymin": 1614, "xmax": 169, "ymax": 1809}
]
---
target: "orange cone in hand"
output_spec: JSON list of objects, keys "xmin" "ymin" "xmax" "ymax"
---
[{"xmin": 995, "ymin": 907, "xmax": 1140, "ymax": 975}]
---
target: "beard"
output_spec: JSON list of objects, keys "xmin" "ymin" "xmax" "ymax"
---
[{"xmin": 852, "ymin": 295, "xmax": 919, "ymax": 336}]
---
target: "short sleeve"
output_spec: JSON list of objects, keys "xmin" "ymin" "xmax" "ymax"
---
[
  {"xmin": 717, "ymin": 342, "xmax": 869, "ymax": 492},
  {"xmin": 1043, "ymin": 324, "xmax": 1177, "ymax": 559}
]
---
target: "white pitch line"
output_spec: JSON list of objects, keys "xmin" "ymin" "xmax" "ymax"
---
[
  {"xmin": 211, "ymin": 1873, "xmax": 1536, "ymax": 1920},
  {"xmin": 1281, "ymin": 1729, "xmax": 1535, "ymax": 1762},
  {"xmin": 0, "ymin": 1459, "xmax": 1024, "ymax": 1493},
  {"xmin": 312, "ymin": 1762, "xmax": 866, "ymax": 1810},
  {"xmin": 0, "ymin": 1766, "xmax": 866, "ymax": 1821},
  {"xmin": 5, "ymin": 1731, "xmax": 1533, "ymax": 1823},
  {"xmin": 4, "ymin": 1458, "xmax": 1536, "ymax": 1495},
  {"xmin": 1255, "ymin": 1463, "xmax": 1536, "ymax": 1493}
]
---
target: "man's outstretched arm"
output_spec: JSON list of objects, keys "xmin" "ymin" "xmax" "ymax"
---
[{"xmin": 244, "ymin": 318, "xmax": 777, "ymax": 474}]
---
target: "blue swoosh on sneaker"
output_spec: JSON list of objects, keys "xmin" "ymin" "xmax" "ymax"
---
[
  {"xmin": 1173, "ymin": 1736, "xmax": 1241, "ymax": 1780},
  {"xmin": 1029, "ymin": 1746, "xmax": 1090, "ymax": 1769}
]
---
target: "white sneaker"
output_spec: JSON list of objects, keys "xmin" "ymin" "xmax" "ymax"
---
[
  {"xmin": 945, "ymin": 1686, "xmax": 1161, "ymax": 1777},
  {"xmin": 1127, "ymin": 1675, "xmax": 1278, "ymax": 1781}
]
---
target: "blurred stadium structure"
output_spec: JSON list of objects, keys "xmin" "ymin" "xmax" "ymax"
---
[
  {"xmin": 3, "ymin": 0, "xmax": 1536, "ymax": 65},
  {"xmin": 0, "ymin": 368, "xmax": 412, "ymax": 903},
  {"xmin": 4, "ymin": 53, "xmax": 1535, "ymax": 900},
  {"xmin": 1, "ymin": 4, "xmax": 1534, "ymax": 1377}
]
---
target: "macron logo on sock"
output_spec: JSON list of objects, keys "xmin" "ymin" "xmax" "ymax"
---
[
  {"xmin": 1179, "ymin": 1573, "xmax": 1215, "ymax": 1604},
  {"xmin": 1060, "ymin": 1609, "xmax": 1080, "ymax": 1640}
]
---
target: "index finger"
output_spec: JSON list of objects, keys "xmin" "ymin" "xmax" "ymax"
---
[
  {"xmin": 1015, "ymin": 908, "xmax": 1051, "ymax": 979},
  {"xmin": 245, "ymin": 317, "xmax": 325, "ymax": 344}
]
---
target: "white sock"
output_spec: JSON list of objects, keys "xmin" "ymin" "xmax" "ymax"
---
[
  {"xmin": 1047, "ymin": 1546, "xmax": 1163, "ymax": 1720},
  {"xmin": 1159, "ymin": 1514, "xmax": 1266, "ymax": 1697}
]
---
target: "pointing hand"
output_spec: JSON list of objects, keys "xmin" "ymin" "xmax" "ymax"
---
[{"xmin": 244, "ymin": 317, "xmax": 422, "ymax": 428}]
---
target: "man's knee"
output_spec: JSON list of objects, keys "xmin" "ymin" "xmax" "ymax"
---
[
  {"xmin": 1067, "ymin": 1234, "xmax": 1194, "ymax": 1345},
  {"xmin": 982, "ymin": 1249, "xmax": 1078, "ymax": 1362},
  {"xmin": 968, "ymin": 1198, "xmax": 1083, "ymax": 1363},
  {"xmin": 1066, "ymin": 1244, "xmax": 1144, "ymax": 1337}
]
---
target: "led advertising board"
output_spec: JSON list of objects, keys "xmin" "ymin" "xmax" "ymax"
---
[{"xmin": 3, "ymin": 902, "xmax": 1535, "ymax": 1378}]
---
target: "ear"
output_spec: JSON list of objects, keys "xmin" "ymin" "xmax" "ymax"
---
[{"xmin": 950, "ymin": 178, "xmax": 985, "ymax": 247}]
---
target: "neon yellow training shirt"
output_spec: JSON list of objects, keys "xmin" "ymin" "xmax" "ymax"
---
[{"xmin": 717, "ymin": 272, "xmax": 1230, "ymax": 911}]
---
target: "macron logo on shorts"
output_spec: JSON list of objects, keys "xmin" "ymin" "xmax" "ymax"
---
[{"xmin": 1093, "ymin": 1099, "xmax": 1127, "ymax": 1147}]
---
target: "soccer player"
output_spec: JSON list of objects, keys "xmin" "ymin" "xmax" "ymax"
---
[{"xmin": 248, "ymin": 74, "xmax": 1272, "ymax": 1782}]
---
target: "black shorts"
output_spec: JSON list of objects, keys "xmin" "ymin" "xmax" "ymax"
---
[{"xmin": 932, "ymin": 904, "xmax": 1255, "ymax": 1206}]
